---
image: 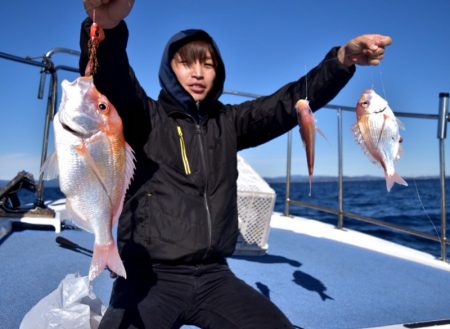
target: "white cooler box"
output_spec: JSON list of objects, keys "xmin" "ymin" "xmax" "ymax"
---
[{"xmin": 234, "ymin": 155, "xmax": 276, "ymax": 256}]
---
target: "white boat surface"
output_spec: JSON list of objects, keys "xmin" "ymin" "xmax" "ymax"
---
[{"xmin": 1, "ymin": 198, "xmax": 450, "ymax": 329}]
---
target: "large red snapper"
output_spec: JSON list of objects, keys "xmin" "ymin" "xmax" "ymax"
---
[
  {"xmin": 45, "ymin": 76, "xmax": 135, "ymax": 280},
  {"xmin": 352, "ymin": 89, "xmax": 407, "ymax": 192}
]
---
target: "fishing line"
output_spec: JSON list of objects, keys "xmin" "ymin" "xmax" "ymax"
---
[
  {"xmin": 370, "ymin": 69, "xmax": 376, "ymax": 92},
  {"xmin": 357, "ymin": 56, "xmax": 440, "ymax": 241},
  {"xmin": 412, "ymin": 177, "xmax": 441, "ymax": 240},
  {"xmin": 304, "ymin": 64, "xmax": 308, "ymax": 100},
  {"xmin": 369, "ymin": 66, "xmax": 387, "ymax": 100},
  {"xmin": 378, "ymin": 68, "xmax": 388, "ymax": 100},
  {"xmin": 374, "ymin": 63, "xmax": 439, "ymax": 240}
]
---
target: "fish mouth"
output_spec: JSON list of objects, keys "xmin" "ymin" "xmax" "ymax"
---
[
  {"xmin": 374, "ymin": 106, "xmax": 387, "ymax": 114},
  {"xmin": 60, "ymin": 121, "xmax": 91, "ymax": 139}
]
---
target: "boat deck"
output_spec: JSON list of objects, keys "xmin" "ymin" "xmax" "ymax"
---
[{"xmin": 1, "ymin": 212, "xmax": 450, "ymax": 329}]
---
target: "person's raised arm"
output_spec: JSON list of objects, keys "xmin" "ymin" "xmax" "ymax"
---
[{"xmin": 233, "ymin": 33, "xmax": 392, "ymax": 150}]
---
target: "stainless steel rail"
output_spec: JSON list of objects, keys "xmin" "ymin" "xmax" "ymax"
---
[{"xmin": 438, "ymin": 93, "xmax": 449, "ymax": 261}]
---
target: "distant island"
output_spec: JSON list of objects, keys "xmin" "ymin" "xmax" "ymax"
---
[{"xmin": 263, "ymin": 175, "xmax": 441, "ymax": 184}]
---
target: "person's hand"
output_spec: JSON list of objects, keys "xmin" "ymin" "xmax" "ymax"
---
[
  {"xmin": 83, "ymin": 0, "xmax": 135, "ymax": 29},
  {"xmin": 338, "ymin": 34, "xmax": 392, "ymax": 67}
]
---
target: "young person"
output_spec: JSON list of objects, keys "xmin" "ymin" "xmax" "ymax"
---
[{"xmin": 81, "ymin": 1, "xmax": 392, "ymax": 328}]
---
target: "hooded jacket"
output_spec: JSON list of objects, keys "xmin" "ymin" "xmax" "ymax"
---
[{"xmin": 80, "ymin": 19, "xmax": 355, "ymax": 266}]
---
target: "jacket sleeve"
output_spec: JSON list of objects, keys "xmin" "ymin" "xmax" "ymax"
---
[
  {"xmin": 79, "ymin": 18, "xmax": 152, "ymax": 151},
  {"xmin": 232, "ymin": 47, "xmax": 355, "ymax": 150}
]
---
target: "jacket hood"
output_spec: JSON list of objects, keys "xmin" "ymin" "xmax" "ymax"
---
[{"xmin": 158, "ymin": 29, "xmax": 226, "ymax": 115}]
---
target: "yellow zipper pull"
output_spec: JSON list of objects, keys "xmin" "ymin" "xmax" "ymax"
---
[{"xmin": 177, "ymin": 125, "xmax": 192, "ymax": 175}]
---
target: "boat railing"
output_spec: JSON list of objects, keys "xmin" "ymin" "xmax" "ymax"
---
[
  {"xmin": 224, "ymin": 90, "xmax": 450, "ymax": 263},
  {"xmin": 1, "ymin": 48, "xmax": 449, "ymax": 262}
]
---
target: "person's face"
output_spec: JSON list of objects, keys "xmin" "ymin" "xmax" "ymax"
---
[{"xmin": 171, "ymin": 52, "xmax": 216, "ymax": 102}]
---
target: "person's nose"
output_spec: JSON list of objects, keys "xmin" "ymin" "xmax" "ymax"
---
[{"xmin": 191, "ymin": 62, "xmax": 203, "ymax": 79}]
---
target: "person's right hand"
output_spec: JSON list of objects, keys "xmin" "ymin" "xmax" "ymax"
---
[
  {"xmin": 83, "ymin": 0, "xmax": 135, "ymax": 29},
  {"xmin": 337, "ymin": 34, "xmax": 392, "ymax": 67}
]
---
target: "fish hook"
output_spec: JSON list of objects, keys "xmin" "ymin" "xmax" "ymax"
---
[{"xmin": 85, "ymin": 9, "xmax": 105, "ymax": 77}]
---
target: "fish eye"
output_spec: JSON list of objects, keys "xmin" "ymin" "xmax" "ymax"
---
[
  {"xmin": 98, "ymin": 102, "xmax": 107, "ymax": 111},
  {"xmin": 361, "ymin": 101, "xmax": 369, "ymax": 107}
]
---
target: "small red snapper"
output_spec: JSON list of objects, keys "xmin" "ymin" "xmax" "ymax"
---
[
  {"xmin": 352, "ymin": 89, "xmax": 407, "ymax": 192},
  {"xmin": 45, "ymin": 76, "xmax": 135, "ymax": 280},
  {"xmin": 295, "ymin": 99, "xmax": 316, "ymax": 196}
]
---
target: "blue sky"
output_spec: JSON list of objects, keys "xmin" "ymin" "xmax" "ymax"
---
[{"xmin": 1, "ymin": 0, "xmax": 449, "ymax": 180}]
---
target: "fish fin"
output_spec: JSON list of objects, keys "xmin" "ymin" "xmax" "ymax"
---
[
  {"xmin": 316, "ymin": 127, "xmax": 326, "ymax": 140},
  {"xmin": 385, "ymin": 172, "xmax": 408, "ymax": 192},
  {"xmin": 352, "ymin": 123, "xmax": 378, "ymax": 165},
  {"xmin": 40, "ymin": 151, "xmax": 59, "ymax": 180},
  {"xmin": 75, "ymin": 144, "xmax": 113, "ymax": 210},
  {"xmin": 352, "ymin": 123, "xmax": 365, "ymax": 146},
  {"xmin": 397, "ymin": 118, "xmax": 406, "ymax": 130},
  {"xmin": 397, "ymin": 143, "xmax": 404, "ymax": 160},
  {"xmin": 308, "ymin": 175, "xmax": 312, "ymax": 197},
  {"xmin": 316, "ymin": 126, "xmax": 330, "ymax": 146},
  {"xmin": 376, "ymin": 115, "xmax": 389, "ymax": 147},
  {"xmin": 89, "ymin": 241, "xmax": 127, "ymax": 281},
  {"xmin": 111, "ymin": 143, "xmax": 136, "ymax": 227}
]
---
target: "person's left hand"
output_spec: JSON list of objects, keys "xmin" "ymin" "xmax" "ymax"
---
[{"xmin": 338, "ymin": 34, "xmax": 392, "ymax": 67}]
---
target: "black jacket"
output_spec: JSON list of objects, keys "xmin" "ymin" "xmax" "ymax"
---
[{"xmin": 79, "ymin": 19, "xmax": 355, "ymax": 266}]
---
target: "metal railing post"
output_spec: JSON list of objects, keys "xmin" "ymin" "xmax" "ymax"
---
[
  {"xmin": 437, "ymin": 92, "xmax": 449, "ymax": 261},
  {"xmin": 284, "ymin": 130, "xmax": 293, "ymax": 216},
  {"xmin": 337, "ymin": 108, "xmax": 344, "ymax": 229},
  {"xmin": 35, "ymin": 69, "xmax": 57, "ymax": 208}
]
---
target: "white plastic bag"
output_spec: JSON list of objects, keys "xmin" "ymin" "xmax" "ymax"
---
[{"xmin": 20, "ymin": 273, "xmax": 106, "ymax": 329}]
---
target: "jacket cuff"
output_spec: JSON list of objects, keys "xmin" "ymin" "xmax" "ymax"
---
[
  {"xmin": 81, "ymin": 17, "xmax": 129, "ymax": 49},
  {"xmin": 325, "ymin": 46, "xmax": 356, "ymax": 75}
]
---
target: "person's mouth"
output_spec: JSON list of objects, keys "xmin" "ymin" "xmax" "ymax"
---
[{"xmin": 189, "ymin": 83, "xmax": 207, "ymax": 94}]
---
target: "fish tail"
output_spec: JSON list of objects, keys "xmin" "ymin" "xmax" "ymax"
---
[
  {"xmin": 89, "ymin": 241, "xmax": 127, "ymax": 281},
  {"xmin": 308, "ymin": 175, "xmax": 312, "ymax": 197},
  {"xmin": 385, "ymin": 172, "xmax": 408, "ymax": 192}
]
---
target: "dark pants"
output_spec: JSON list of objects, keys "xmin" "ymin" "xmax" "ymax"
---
[{"xmin": 99, "ymin": 261, "xmax": 293, "ymax": 329}]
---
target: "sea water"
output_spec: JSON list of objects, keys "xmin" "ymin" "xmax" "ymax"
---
[{"xmin": 269, "ymin": 178, "xmax": 449, "ymax": 258}]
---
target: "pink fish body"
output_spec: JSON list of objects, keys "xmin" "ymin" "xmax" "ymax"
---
[
  {"xmin": 47, "ymin": 76, "xmax": 135, "ymax": 280},
  {"xmin": 295, "ymin": 99, "xmax": 315, "ymax": 196},
  {"xmin": 352, "ymin": 89, "xmax": 407, "ymax": 192}
]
